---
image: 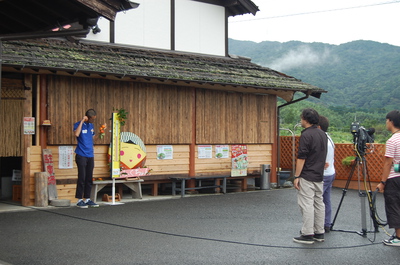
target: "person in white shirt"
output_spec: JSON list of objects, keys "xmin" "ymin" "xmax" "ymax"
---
[{"xmin": 318, "ymin": 116, "xmax": 335, "ymax": 233}]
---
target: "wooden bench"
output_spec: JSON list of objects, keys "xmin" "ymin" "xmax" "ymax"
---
[
  {"xmin": 170, "ymin": 176, "xmax": 227, "ymax": 198},
  {"xmin": 90, "ymin": 178, "xmax": 143, "ymax": 202},
  {"xmin": 141, "ymin": 174, "xmax": 186, "ymax": 196},
  {"xmin": 228, "ymin": 175, "xmax": 260, "ymax": 191}
]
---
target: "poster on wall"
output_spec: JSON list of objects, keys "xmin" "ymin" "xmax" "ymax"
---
[
  {"xmin": 157, "ymin": 145, "xmax": 173, "ymax": 160},
  {"xmin": 231, "ymin": 145, "xmax": 248, "ymax": 177},
  {"xmin": 198, "ymin": 145, "xmax": 212, "ymax": 159},
  {"xmin": 23, "ymin": 117, "xmax": 35, "ymax": 135},
  {"xmin": 215, "ymin": 145, "xmax": 229, "ymax": 158},
  {"xmin": 59, "ymin": 146, "xmax": 74, "ymax": 169}
]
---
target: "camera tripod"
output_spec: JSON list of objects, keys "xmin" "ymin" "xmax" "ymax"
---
[{"xmin": 330, "ymin": 154, "xmax": 379, "ymax": 236}]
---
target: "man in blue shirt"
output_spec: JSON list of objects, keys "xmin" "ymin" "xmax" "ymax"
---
[{"xmin": 73, "ymin": 109, "xmax": 99, "ymax": 208}]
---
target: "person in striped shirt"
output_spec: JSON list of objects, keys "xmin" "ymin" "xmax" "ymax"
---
[{"xmin": 377, "ymin": 110, "xmax": 400, "ymax": 247}]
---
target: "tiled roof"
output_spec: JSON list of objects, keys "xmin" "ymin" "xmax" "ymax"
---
[{"xmin": 1, "ymin": 39, "xmax": 325, "ymax": 100}]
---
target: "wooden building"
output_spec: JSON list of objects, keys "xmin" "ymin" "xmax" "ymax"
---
[{"xmin": 0, "ymin": 0, "xmax": 326, "ymax": 206}]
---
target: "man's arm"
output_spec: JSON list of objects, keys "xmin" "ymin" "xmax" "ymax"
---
[
  {"xmin": 377, "ymin": 156, "xmax": 393, "ymax": 192},
  {"xmin": 74, "ymin": 116, "xmax": 88, "ymax": 137},
  {"xmin": 294, "ymin": 158, "xmax": 305, "ymax": 190}
]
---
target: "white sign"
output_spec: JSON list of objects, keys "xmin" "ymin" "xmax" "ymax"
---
[
  {"xmin": 157, "ymin": 145, "xmax": 173, "ymax": 160},
  {"xmin": 198, "ymin": 145, "xmax": 212, "ymax": 159},
  {"xmin": 215, "ymin": 145, "xmax": 229, "ymax": 158},
  {"xmin": 23, "ymin": 117, "xmax": 35, "ymax": 135},
  {"xmin": 59, "ymin": 146, "xmax": 74, "ymax": 169}
]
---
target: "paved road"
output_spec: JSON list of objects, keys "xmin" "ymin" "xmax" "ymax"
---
[{"xmin": 0, "ymin": 188, "xmax": 399, "ymax": 264}]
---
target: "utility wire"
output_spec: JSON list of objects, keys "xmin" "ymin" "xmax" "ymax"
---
[{"xmin": 230, "ymin": 0, "xmax": 400, "ymax": 23}]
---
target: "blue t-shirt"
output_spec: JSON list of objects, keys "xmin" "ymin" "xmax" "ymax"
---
[{"xmin": 73, "ymin": 121, "xmax": 95, "ymax": 157}]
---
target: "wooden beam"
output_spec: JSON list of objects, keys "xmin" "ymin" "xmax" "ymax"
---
[{"xmin": 21, "ymin": 74, "xmax": 32, "ymax": 206}]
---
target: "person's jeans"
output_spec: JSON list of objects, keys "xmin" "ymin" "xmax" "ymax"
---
[
  {"xmin": 323, "ymin": 173, "xmax": 336, "ymax": 228},
  {"xmin": 75, "ymin": 154, "xmax": 94, "ymax": 199},
  {"xmin": 297, "ymin": 178, "xmax": 325, "ymax": 235}
]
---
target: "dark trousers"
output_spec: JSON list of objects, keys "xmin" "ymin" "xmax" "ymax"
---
[{"xmin": 75, "ymin": 154, "xmax": 94, "ymax": 199}]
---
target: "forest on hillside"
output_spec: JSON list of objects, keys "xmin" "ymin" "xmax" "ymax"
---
[{"xmin": 229, "ymin": 39, "xmax": 400, "ymax": 143}]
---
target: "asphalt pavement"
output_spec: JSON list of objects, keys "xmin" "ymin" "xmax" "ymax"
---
[{"xmin": 0, "ymin": 187, "xmax": 399, "ymax": 264}]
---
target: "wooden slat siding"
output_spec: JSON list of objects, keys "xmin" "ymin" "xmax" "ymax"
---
[
  {"xmin": 144, "ymin": 145, "xmax": 190, "ymax": 175},
  {"xmin": 47, "ymin": 76, "xmax": 193, "ymax": 145},
  {"xmin": 196, "ymin": 89, "xmax": 275, "ymax": 144},
  {"xmin": 27, "ymin": 146, "xmax": 42, "ymax": 205},
  {"xmin": 195, "ymin": 144, "xmax": 272, "ymax": 175}
]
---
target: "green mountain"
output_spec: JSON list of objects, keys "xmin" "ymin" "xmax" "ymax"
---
[{"xmin": 228, "ymin": 39, "xmax": 400, "ymax": 111}]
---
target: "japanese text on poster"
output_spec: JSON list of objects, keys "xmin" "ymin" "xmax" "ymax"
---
[
  {"xmin": 198, "ymin": 145, "xmax": 212, "ymax": 159},
  {"xmin": 157, "ymin": 145, "xmax": 173, "ymax": 160},
  {"xmin": 215, "ymin": 145, "xmax": 229, "ymax": 158},
  {"xmin": 59, "ymin": 146, "xmax": 74, "ymax": 169},
  {"xmin": 231, "ymin": 145, "xmax": 248, "ymax": 177},
  {"xmin": 23, "ymin": 117, "xmax": 35, "ymax": 135}
]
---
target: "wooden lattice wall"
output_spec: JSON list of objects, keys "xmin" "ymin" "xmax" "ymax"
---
[{"xmin": 280, "ymin": 136, "xmax": 385, "ymax": 182}]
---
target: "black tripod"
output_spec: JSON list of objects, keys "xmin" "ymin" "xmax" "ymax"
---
[{"xmin": 330, "ymin": 154, "xmax": 379, "ymax": 236}]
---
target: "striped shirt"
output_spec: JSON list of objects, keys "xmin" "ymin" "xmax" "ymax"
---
[{"xmin": 385, "ymin": 132, "xmax": 400, "ymax": 179}]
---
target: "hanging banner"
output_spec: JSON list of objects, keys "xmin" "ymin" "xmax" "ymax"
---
[
  {"xmin": 231, "ymin": 145, "xmax": 248, "ymax": 177},
  {"xmin": 111, "ymin": 112, "xmax": 121, "ymax": 178}
]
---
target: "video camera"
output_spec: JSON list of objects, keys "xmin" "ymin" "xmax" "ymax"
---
[{"xmin": 350, "ymin": 122, "xmax": 375, "ymax": 156}]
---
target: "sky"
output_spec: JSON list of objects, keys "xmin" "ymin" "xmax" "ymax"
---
[{"xmin": 228, "ymin": 0, "xmax": 400, "ymax": 47}]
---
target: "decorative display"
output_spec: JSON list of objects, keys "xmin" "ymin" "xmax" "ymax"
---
[{"xmin": 231, "ymin": 145, "xmax": 248, "ymax": 177}]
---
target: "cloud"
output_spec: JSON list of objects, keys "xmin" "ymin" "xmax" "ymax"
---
[{"xmin": 268, "ymin": 45, "xmax": 336, "ymax": 72}]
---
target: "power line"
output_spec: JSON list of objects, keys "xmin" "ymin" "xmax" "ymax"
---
[{"xmin": 229, "ymin": 0, "xmax": 400, "ymax": 23}]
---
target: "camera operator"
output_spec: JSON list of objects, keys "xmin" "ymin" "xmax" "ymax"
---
[{"xmin": 377, "ymin": 110, "xmax": 400, "ymax": 247}]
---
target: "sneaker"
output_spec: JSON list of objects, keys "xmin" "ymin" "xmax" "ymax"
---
[
  {"xmin": 324, "ymin": 226, "xmax": 331, "ymax": 233},
  {"xmin": 85, "ymin": 200, "xmax": 99, "ymax": 208},
  {"xmin": 313, "ymin": 233, "xmax": 325, "ymax": 242},
  {"xmin": 383, "ymin": 235, "xmax": 400, "ymax": 247},
  {"xmin": 293, "ymin": 235, "xmax": 315, "ymax": 245},
  {"xmin": 76, "ymin": 200, "xmax": 88, "ymax": 208}
]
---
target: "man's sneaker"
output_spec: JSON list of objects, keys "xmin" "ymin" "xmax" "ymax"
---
[
  {"xmin": 76, "ymin": 200, "xmax": 88, "ymax": 208},
  {"xmin": 383, "ymin": 235, "xmax": 400, "ymax": 247},
  {"xmin": 324, "ymin": 226, "xmax": 331, "ymax": 233},
  {"xmin": 293, "ymin": 235, "xmax": 314, "ymax": 245},
  {"xmin": 313, "ymin": 233, "xmax": 325, "ymax": 242},
  {"xmin": 86, "ymin": 200, "xmax": 99, "ymax": 208}
]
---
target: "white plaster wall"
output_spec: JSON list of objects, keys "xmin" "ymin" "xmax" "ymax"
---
[
  {"xmin": 85, "ymin": 0, "xmax": 226, "ymax": 56},
  {"xmin": 86, "ymin": 0, "xmax": 171, "ymax": 49},
  {"xmin": 175, "ymin": 0, "xmax": 225, "ymax": 56},
  {"xmin": 115, "ymin": 0, "xmax": 171, "ymax": 49}
]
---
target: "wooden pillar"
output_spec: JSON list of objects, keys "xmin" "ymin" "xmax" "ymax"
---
[
  {"xmin": 187, "ymin": 88, "xmax": 196, "ymax": 188},
  {"xmin": 270, "ymin": 99, "xmax": 278, "ymax": 185},
  {"xmin": 21, "ymin": 75, "xmax": 32, "ymax": 206},
  {"xmin": 39, "ymin": 74, "xmax": 47, "ymax": 149}
]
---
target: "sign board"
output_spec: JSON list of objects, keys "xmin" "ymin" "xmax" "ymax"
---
[{"xmin": 42, "ymin": 149, "xmax": 58, "ymax": 200}]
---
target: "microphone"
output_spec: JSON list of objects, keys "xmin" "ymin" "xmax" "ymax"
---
[{"xmin": 367, "ymin": 128, "xmax": 375, "ymax": 136}]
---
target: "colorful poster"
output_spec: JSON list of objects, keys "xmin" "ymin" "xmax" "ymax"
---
[
  {"xmin": 198, "ymin": 145, "xmax": 212, "ymax": 159},
  {"xmin": 157, "ymin": 145, "xmax": 173, "ymax": 160},
  {"xmin": 231, "ymin": 145, "xmax": 248, "ymax": 177},
  {"xmin": 59, "ymin": 146, "xmax": 74, "ymax": 169},
  {"xmin": 215, "ymin": 145, "xmax": 229, "ymax": 158},
  {"xmin": 23, "ymin": 117, "xmax": 35, "ymax": 135}
]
